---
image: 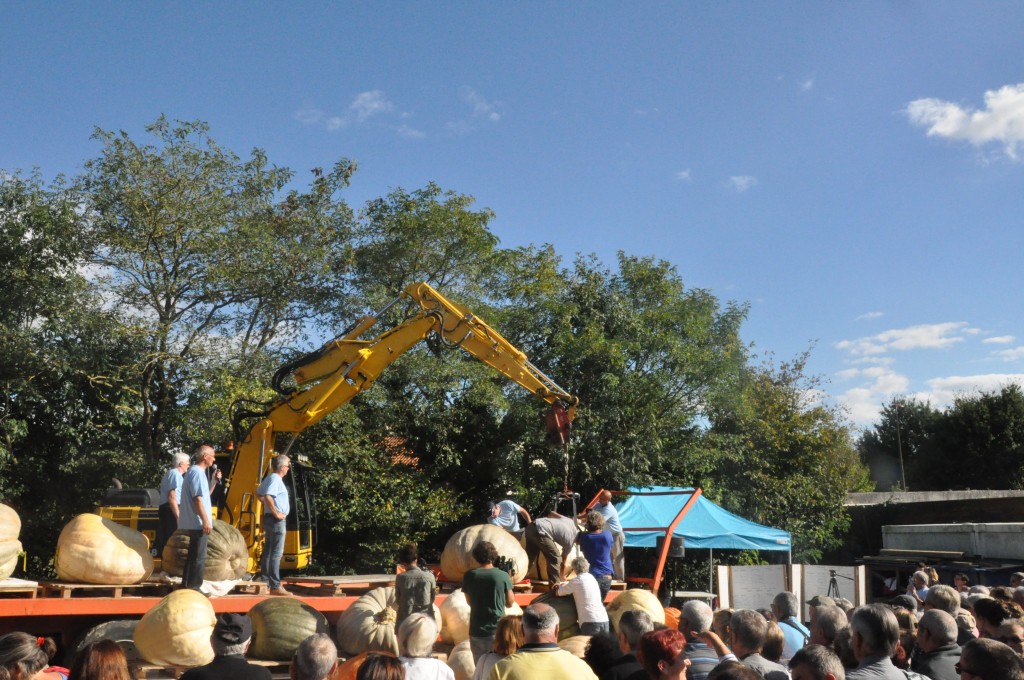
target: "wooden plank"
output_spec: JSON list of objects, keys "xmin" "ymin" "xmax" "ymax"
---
[{"xmin": 0, "ymin": 578, "xmax": 38, "ymax": 599}]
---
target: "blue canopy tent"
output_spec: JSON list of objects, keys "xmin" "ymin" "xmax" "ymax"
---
[{"xmin": 586, "ymin": 486, "xmax": 791, "ymax": 593}]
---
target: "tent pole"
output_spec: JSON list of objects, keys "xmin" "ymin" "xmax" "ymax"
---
[{"xmin": 709, "ymin": 548, "xmax": 713, "ymax": 595}]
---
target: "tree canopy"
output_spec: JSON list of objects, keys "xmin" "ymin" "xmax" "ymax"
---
[{"xmin": 0, "ymin": 117, "xmax": 871, "ymax": 577}]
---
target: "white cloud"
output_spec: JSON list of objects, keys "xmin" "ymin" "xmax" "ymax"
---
[
  {"xmin": 325, "ymin": 117, "xmax": 347, "ymax": 131},
  {"xmin": 915, "ymin": 374, "xmax": 1024, "ymax": 405},
  {"xmin": 729, "ymin": 175, "xmax": 758, "ymax": 193},
  {"xmin": 856, "ymin": 311, "xmax": 884, "ymax": 321},
  {"xmin": 801, "ymin": 78, "xmax": 815, "ymax": 92},
  {"xmin": 461, "ymin": 87, "xmax": 501, "ymax": 121},
  {"xmin": 396, "ymin": 124, "xmax": 425, "ymax": 139},
  {"xmin": 835, "ymin": 321, "xmax": 970, "ymax": 356},
  {"xmin": 991, "ymin": 346, "xmax": 1024, "ymax": 362},
  {"xmin": 984, "ymin": 335, "xmax": 1015, "ymax": 344},
  {"xmin": 349, "ymin": 90, "xmax": 393, "ymax": 121},
  {"xmin": 906, "ymin": 82, "xmax": 1024, "ymax": 160},
  {"xmin": 294, "ymin": 108, "xmax": 324, "ymax": 125},
  {"xmin": 675, "ymin": 169, "xmax": 692, "ymax": 182}
]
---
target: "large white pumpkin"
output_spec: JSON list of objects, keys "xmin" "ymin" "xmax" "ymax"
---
[
  {"xmin": 335, "ymin": 586, "xmax": 441, "ymax": 657},
  {"xmin": 55, "ymin": 513, "xmax": 154, "ymax": 584},
  {"xmin": 447, "ymin": 639, "xmax": 475, "ymax": 680},
  {"xmin": 440, "ymin": 588, "xmax": 523, "ymax": 645},
  {"xmin": 133, "ymin": 589, "xmax": 216, "ymax": 666},
  {"xmin": 559, "ymin": 634, "xmax": 592, "ymax": 658},
  {"xmin": 0, "ymin": 504, "xmax": 22, "ymax": 580},
  {"xmin": 440, "ymin": 524, "xmax": 528, "ymax": 584},
  {"xmin": 607, "ymin": 588, "xmax": 665, "ymax": 632},
  {"xmin": 440, "ymin": 588, "xmax": 471, "ymax": 644}
]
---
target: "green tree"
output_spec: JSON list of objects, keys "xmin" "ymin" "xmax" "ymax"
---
[
  {"xmin": 0, "ymin": 172, "xmax": 142, "ymax": 576},
  {"xmin": 708, "ymin": 353, "xmax": 872, "ymax": 562},
  {"xmin": 857, "ymin": 397, "xmax": 938, "ymax": 491},
  {"xmin": 924, "ymin": 385, "xmax": 1024, "ymax": 490},
  {"xmin": 79, "ymin": 117, "xmax": 357, "ymax": 461}
]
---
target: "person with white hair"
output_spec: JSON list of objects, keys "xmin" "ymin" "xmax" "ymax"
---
[
  {"xmin": 290, "ymin": 634, "xmax": 338, "ymax": 680},
  {"xmin": 157, "ymin": 451, "xmax": 190, "ymax": 557},
  {"xmin": 773, "ymin": 592, "xmax": 810, "ymax": 662},
  {"xmin": 489, "ymin": 603, "xmax": 598, "ymax": 679},
  {"xmin": 847, "ymin": 604, "xmax": 903, "ymax": 680},
  {"xmin": 555, "ymin": 555, "xmax": 610, "ymax": 634},
  {"xmin": 398, "ymin": 613, "xmax": 454, "ymax": 680},
  {"xmin": 907, "ymin": 571, "xmax": 930, "ymax": 607},
  {"xmin": 912, "ymin": 610, "xmax": 959, "ymax": 680},
  {"xmin": 679, "ymin": 600, "xmax": 720, "ymax": 680}
]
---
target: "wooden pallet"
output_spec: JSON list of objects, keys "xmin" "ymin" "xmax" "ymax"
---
[
  {"xmin": 38, "ymin": 581, "xmax": 171, "ymax": 599},
  {"xmin": 134, "ymin": 658, "xmax": 287, "ymax": 679},
  {"xmin": 0, "ymin": 578, "xmax": 38, "ymax": 598},
  {"xmin": 282, "ymin": 574, "xmax": 396, "ymax": 597},
  {"xmin": 231, "ymin": 580, "xmax": 269, "ymax": 595}
]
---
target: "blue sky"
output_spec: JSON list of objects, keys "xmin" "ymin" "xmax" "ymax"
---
[{"xmin": 4, "ymin": 3, "xmax": 1024, "ymax": 429}]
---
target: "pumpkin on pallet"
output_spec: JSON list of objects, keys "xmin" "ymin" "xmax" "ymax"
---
[
  {"xmin": 0, "ymin": 503, "xmax": 22, "ymax": 580},
  {"xmin": 607, "ymin": 588, "xmax": 665, "ymax": 632},
  {"xmin": 440, "ymin": 524, "xmax": 528, "ymax": 584},
  {"xmin": 161, "ymin": 520, "xmax": 248, "ymax": 581},
  {"xmin": 55, "ymin": 513, "xmax": 153, "ymax": 584},
  {"xmin": 532, "ymin": 590, "xmax": 581, "ymax": 640},
  {"xmin": 247, "ymin": 597, "xmax": 329, "ymax": 661},
  {"xmin": 335, "ymin": 586, "xmax": 442, "ymax": 657},
  {"xmin": 134, "ymin": 589, "xmax": 216, "ymax": 667},
  {"xmin": 440, "ymin": 588, "xmax": 523, "ymax": 645},
  {"xmin": 559, "ymin": 634, "xmax": 591, "ymax": 658}
]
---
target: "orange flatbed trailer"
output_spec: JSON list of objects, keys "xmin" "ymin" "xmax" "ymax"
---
[{"xmin": 0, "ymin": 591, "xmax": 541, "ymax": 646}]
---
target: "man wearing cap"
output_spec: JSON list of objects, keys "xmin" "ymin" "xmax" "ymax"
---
[
  {"xmin": 257, "ymin": 454, "xmax": 292, "ymax": 596},
  {"xmin": 487, "ymin": 499, "xmax": 531, "ymax": 538},
  {"xmin": 807, "ymin": 596, "xmax": 837, "ymax": 626},
  {"xmin": 180, "ymin": 613, "xmax": 271, "ymax": 680}
]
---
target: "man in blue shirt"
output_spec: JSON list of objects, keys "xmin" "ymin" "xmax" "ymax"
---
[
  {"xmin": 486, "ymin": 499, "xmax": 532, "ymax": 538},
  {"xmin": 179, "ymin": 444, "xmax": 216, "ymax": 592},
  {"xmin": 157, "ymin": 452, "xmax": 189, "ymax": 558},
  {"xmin": 772, "ymin": 591, "xmax": 810, "ymax": 663},
  {"xmin": 593, "ymin": 490, "xmax": 625, "ymax": 581},
  {"xmin": 257, "ymin": 454, "xmax": 292, "ymax": 596}
]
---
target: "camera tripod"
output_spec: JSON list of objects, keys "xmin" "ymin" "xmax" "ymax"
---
[{"xmin": 827, "ymin": 569, "xmax": 854, "ymax": 599}]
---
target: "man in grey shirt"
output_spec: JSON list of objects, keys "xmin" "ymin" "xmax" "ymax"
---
[
  {"xmin": 525, "ymin": 512, "xmax": 578, "ymax": 585},
  {"xmin": 847, "ymin": 604, "xmax": 905, "ymax": 680}
]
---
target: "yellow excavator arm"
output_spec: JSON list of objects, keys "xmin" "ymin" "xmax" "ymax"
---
[{"xmin": 221, "ymin": 282, "xmax": 578, "ymax": 570}]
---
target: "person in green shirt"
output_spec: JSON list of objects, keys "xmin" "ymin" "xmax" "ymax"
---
[
  {"xmin": 395, "ymin": 542, "xmax": 437, "ymax": 625},
  {"xmin": 464, "ymin": 540, "xmax": 515, "ymax": 663}
]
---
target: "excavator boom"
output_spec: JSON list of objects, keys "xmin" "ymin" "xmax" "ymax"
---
[{"xmin": 222, "ymin": 282, "xmax": 578, "ymax": 571}]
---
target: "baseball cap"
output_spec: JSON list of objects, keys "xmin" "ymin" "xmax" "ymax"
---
[
  {"xmin": 806, "ymin": 595, "xmax": 836, "ymax": 607},
  {"xmin": 890, "ymin": 594, "xmax": 918, "ymax": 611},
  {"xmin": 213, "ymin": 613, "xmax": 252, "ymax": 644}
]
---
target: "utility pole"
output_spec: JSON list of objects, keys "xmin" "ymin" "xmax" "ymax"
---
[{"xmin": 895, "ymin": 401, "xmax": 907, "ymax": 491}]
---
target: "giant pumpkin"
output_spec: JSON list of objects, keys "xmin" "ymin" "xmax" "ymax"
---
[
  {"xmin": 558, "ymin": 634, "xmax": 591, "ymax": 658},
  {"xmin": 607, "ymin": 588, "xmax": 665, "ymax": 632},
  {"xmin": 440, "ymin": 588, "xmax": 523, "ymax": 645},
  {"xmin": 161, "ymin": 520, "xmax": 248, "ymax": 581},
  {"xmin": 55, "ymin": 513, "xmax": 153, "ymax": 584},
  {"xmin": 0, "ymin": 503, "xmax": 22, "ymax": 580},
  {"xmin": 134, "ymin": 589, "xmax": 216, "ymax": 666},
  {"xmin": 440, "ymin": 525, "xmax": 527, "ymax": 584},
  {"xmin": 447, "ymin": 639, "xmax": 475, "ymax": 680},
  {"xmin": 335, "ymin": 586, "xmax": 441, "ymax": 657},
  {"xmin": 247, "ymin": 597, "xmax": 329, "ymax": 661},
  {"xmin": 532, "ymin": 590, "xmax": 581, "ymax": 640}
]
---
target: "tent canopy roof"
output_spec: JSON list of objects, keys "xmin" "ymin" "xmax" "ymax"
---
[{"xmin": 617, "ymin": 486, "xmax": 791, "ymax": 552}]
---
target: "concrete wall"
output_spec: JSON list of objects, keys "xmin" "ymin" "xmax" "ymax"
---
[{"xmin": 883, "ymin": 523, "xmax": 1024, "ymax": 561}]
